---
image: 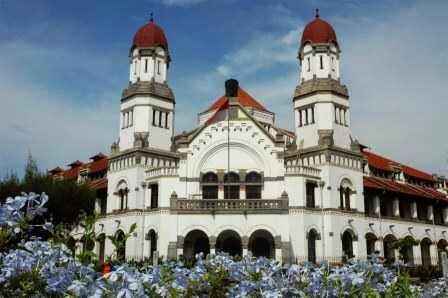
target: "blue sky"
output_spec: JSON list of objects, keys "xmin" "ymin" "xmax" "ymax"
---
[{"xmin": 0, "ymin": 0, "xmax": 447, "ymax": 177}]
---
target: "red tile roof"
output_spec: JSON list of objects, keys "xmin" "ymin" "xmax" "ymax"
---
[
  {"xmin": 363, "ymin": 176, "xmax": 447, "ymax": 202},
  {"xmin": 205, "ymin": 87, "xmax": 267, "ymax": 113},
  {"xmin": 67, "ymin": 160, "xmax": 83, "ymax": 168},
  {"xmin": 89, "ymin": 178, "xmax": 107, "ymax": 190},
  {"xmin": 363, "ymin": 150, "xmax": 435, "ymax": 182}
]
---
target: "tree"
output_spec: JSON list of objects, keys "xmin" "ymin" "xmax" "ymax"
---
[{"xmin": 24, "ymin": 151, "xmax": 39, "ymax": 183}]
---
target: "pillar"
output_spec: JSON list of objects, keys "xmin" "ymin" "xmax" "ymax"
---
[
  {"xmin": 393, "ymin": 199, "xmax": 400, "ymax": 217},
  {"xmin": 373, "ymin": 196, "xmax": 380, "ymax": 216},
  {"xmin": 413, "ymin": 244, "xmax": 421, "ymax": 266},
  {"xmin": 176, "ymin": 236, "xmax": 184, "ymax": 259},
  {"xmin": 375, "ymin": 237, "xmax": 384, "ymax": 257},
  {"xmin": 430, "ymin": 243, "xmax": 438, "ymax": 266},
  {"xmin": 274, "ymin": 236, "xmax": 282, "ymax": 263},
  {"xmin": 209, "ymin": 236, "xmax": 216, "ymax": 256},
  {"xmin": 242, "ymin": 236, "xmax": 249, "ymax": 257},
  {"xmin": 427, "ymin": 205, "xmax": 434, "ymax": 222},
  {"xmin": 411, "ymin": 201, "xmax": 418, "ymax": 219},
  {"xmin": 444, "ymin": 208, "xmax": 448, "ymax": 224}
]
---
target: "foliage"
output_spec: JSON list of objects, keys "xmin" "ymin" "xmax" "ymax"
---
[
  {"xmin": 0, "ymin": 154, "xmax": 96, "ymax": 226},
  {"xmin": 1, "ymin": 193, "xmax": 448, "ymax": 297}
]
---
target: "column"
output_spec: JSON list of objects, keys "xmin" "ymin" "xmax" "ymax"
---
[
  {"xmin": 393, "ymin": 199, "xmax": 400, "ymax": 217},
  {"xmin": 373, "ymin": 196, "xmax": 380, "ymax": 216},
  {"xmin": 176, "ymin": 236, "xmax": 184, "ymax": 259},
  {"xmin": 375, "ymin": 237, "xmax": 384, "ymax": 257},
  {"xmin": 94, "ymin": 198, "xmax": 101, "ymax": 214},
  {"xmin": 274, "ymin": 236, "xmax": 282, "ymax": 263},
  {"xmin": 444, "ymin": 207, "xmax": 448, "ymax": 224},
  {"xmin": 430, "ymin": 242, "xmax": 438, "ymax": 266},
  {"xmin": 413, "ymin": 244, "xmax": 421, "ymax": 266},
  {"xmin": 427, "ymin": 205, "xmax": 434, "ymax": 222},
  {"xmin": 411, "ymin": 201, "xmax": 418, "ymax": 219},
  {"xmin": 242, "ymin": 236, "xmax": 249, "ymax": 257},
  {"xmin": 209, "ymin": 236, "xmax": 216, "ymax": 256}
]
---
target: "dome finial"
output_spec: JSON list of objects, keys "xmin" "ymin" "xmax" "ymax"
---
[{"xmin": 315, "ymin": 8, "xmax": 319, "ymax": 18}]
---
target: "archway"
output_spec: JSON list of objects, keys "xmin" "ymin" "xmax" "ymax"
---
[
  {"xmin": 421, "ymin": 238, "xmax": 432, "ymax": 267},
  {"xmin": 147, "ymin": 229, "xmax": 157, "ymax": 259},
  {"xmin": 248, "ymin": 229, "xmax": 275, "ymax": 258},
  {"xmin": 216, "ymin": 230, "xmax": 242, "ymax": 257},
  {"xmin": 307, "ymin": 229, "xmax": 319, "ymax": 263},
  {"xmin": 115, "ymin": 230, "xmax": 126, "ymax": 261},
  {"xmin": 383, "ymin": 234, "xmax": 397, "ymax": 264},
  {"xmin": 183, "ymin": 230, "xmax": 210, "ymax": 261},
  {"xmin": 342, "ymin": 230, "xmax": 354, "ymax": 260},
  {"xmin": 401, "ymin": 236, "xmax": 416, "ymax": 266},
  {"xmin": 365, "ymin": 233, "xmax": 378, "ymax": 256}
]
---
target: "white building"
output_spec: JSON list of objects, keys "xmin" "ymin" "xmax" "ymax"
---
[{"xmin": 92, "ymin": 14, "xmax": 448, "ymax": 266}]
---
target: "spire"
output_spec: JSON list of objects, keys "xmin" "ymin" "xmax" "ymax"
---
[{"xmin": 315, "ymin": 8, "xmax": 319, "ymax": 18}]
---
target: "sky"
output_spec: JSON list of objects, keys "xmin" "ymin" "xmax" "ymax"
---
[{"xmin": 0, "ymin": 0, "xmax": 447, "ymax": 177}]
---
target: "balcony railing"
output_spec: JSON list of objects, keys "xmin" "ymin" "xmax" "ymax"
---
[
  {"xmin": 285, "ymin": 165, "xmax": 321, "ymax": 177},
  {"xmin": 170, "ymin": 198, "xmax": 289, "ymax": 214},
  {"xmin": 146, "ymin": 167, "xmax": 178, "ymax": 178}
]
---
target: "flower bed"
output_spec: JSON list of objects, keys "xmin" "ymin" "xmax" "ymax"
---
[{"xmin": 1, "ymin": 194, "xmax": 448, "ymax": 297}]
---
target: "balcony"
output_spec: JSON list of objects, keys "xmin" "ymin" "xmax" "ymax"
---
[
  {"xmin": 170, "ymin": 198, "xmax": 289, "ymax": 214},
  {"xmin": 285, "ymin": 165, "xmax": 321, "ymax": 177},
  {"xmin": 146, "ymin": 167, "xmax": 178, "ymax": 179}
]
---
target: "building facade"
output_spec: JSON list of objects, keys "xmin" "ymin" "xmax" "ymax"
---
[{"xmin": 56, "ymin": 14, "xmax": 448, "ymax": 266}]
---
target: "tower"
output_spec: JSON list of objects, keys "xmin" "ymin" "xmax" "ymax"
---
[
  {"xmin": 293, "ymin": 11, "xmax": 351, "ymax": 150},
  {"xmin": 119, "ymin": 17, "xmax": 175, "ymax": 152}
]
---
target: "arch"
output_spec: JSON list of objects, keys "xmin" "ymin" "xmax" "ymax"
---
[
  {"xmin": 201, "ymin": 171, "xmax": 218, "ymax": 199},
  {"xmin": 115, "ymin": 229, "xmax": 126, "ymax": 261},
  {"xmin": 96, "ymin": 233, "xmax": 106, "ymax": 263},
  {"xmin": 341, "ymin": 229, "xmax": 355, "ymax": 260},
  {"xmin": 420, "ymin": 237, "xmax": 432, "ymax": 267},
  {"xmin": 216, "ymin": 229, "xmax": 242, "ymax": 257},
  {"xmin": 365, "ymin": 233, "xmax": 378, "ymax": 256},
  {"xmin": 246, "ymin": 171, "xmax": 262, "ymax": 199},
  {"xmin": 383, "ymin": 234, "xmax": 398, "ymax": 264},
  {"xmin": 307, "ymin": 229, "xmax": 320, "ymax": 263},
  {"xmin": 147, "ymin": 229, "xmax": 157, "ymax": 259},
  {"xmin": 437, "ymin": 239, "xmax": 448, "ymax": 268},
  {"xmin": 248, "ymin": 229, "xmax": 275, "ymax": 258},
  {"xmin": 182, "ymin": 225, "xmax": 212, "ymax": 238},
  {"xmin": 194, "ymin": 141, "xmax": 271, "ymax": 178},
  {"xmin": 184, "ymin": 229, "xmax": 210, "ymax": 261}
]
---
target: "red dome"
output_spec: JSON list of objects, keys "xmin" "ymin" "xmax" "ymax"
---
[
  {"xmin": 132, "ymin": 20, "xmax": 168, "ymax": 50},
  {"xmin": 300, "ymin": 15, "xmax": 337, "ymax": 47}
]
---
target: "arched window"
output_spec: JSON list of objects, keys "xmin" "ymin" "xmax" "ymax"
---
[
  {"xmin": 117, "ymin": 181, "xmax": 129, "ymax": 210},
  {"xmin": 383, "ymin": 234, "xmax": 397, "ymax": 264},
  {"xmin": 224, "ymin": 172, "xmax": 240, "ymax": 199},
  {"xmin": 246, "ymin": 172, "xmax": 262, "ymax": 199},
  {"xmin": 308, "ymin": 229, "xmax": 319, "ymax": 263},
  {"xmin": 96, "ymin": 234, "xmax": 106, "ymax": 263},
  {"xmin": 202, "ymin": 172, "xmax": 218, "ymax": 199},
  {"xmin": 339, "ymin": 179, "xmax": 353, "ymax": 210},
  {"xmin": 306, "ymin": 181, "xmax": 317, "ymax": 208},
  {"xmin": 147, "ymin": 230, "xmax": 157, "ymax": 259}
]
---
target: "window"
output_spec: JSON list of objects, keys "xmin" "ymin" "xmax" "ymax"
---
[
  {"xmin": 157, "ymin": 60, "xmax": 161, "ymax": 75},
  {"xmin": 331, "ymin": 56, "xmax": 335, "ymax": 71},
  {"xmin": 320, "ymin": 55, "xmax": 323, "ymax": 69},
  {"xmin": 311, "ymin": 107, "xmax": 315, "ymax": 124},
  {"xmin": 246, "ymin": 172, "xmax": 262, "ymax": 199},
  {"xmin": 308, "ymin": 229, "xmax": 318, "ymax": 263},
  {"xmin": 165, "ymin": 112, "xmax": 169, "ymax": 128},
  {"xmin": 339, "ymin": 179, "xmax": 353, "ymax": 210},
  {"xmin": 158, "ymin": 111, "xmax": 162, "ymax": 127},
  {"xmin": 152, "ymin": 109, "xmax": 156, "ymax": 125},
  {"xmin": 305, "ymin": 109, "xmax": 309, "ymax": 125},
  {"xmin": 224, "ymin": 172, "xmax": 240, "ymax": 199},
  {"xmin": 150, "ymin": 184, "xmax": 159, "ymax": 209},
  {"xmin": 298, "ymin": 110, "xmax": 302, "ymax": 127},
  {"xmin": 306, "ymin": 181, "xmax": 317, "ymax": 208},
  {"xmin": 145, "ymin": 59, "xmax": 148, "ymax": 73},
  {"xmin": 202, "ymin": 172, "xmax": 218, "ymax": 199},
  {"xmin": 118, "ymin": 187, "xmax": 128, "ymax": 210},
  {"xmin": 307, "ymin": 57, "xmax": 310, "ymax": 72},
  {"xmin": 133, "ymin": 60, "xmax": 137, "ymax": 75}
]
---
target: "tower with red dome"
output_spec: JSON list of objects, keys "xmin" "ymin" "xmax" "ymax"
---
[{"xmin": 293, "ymin": 11, "xmax": 351, "ymax": 151}]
